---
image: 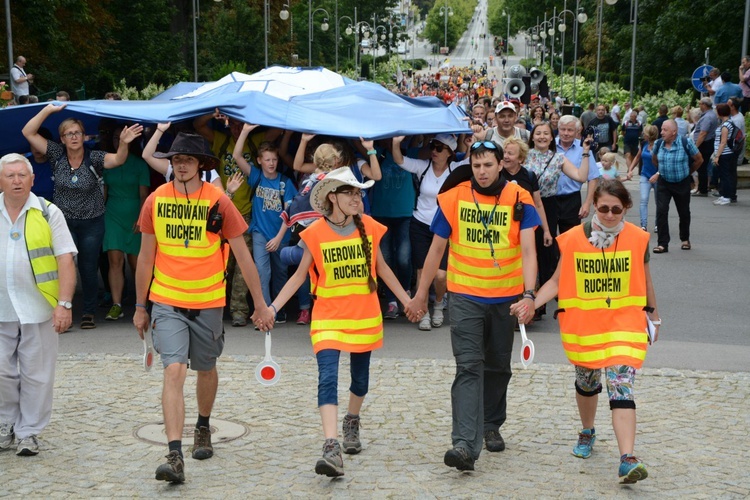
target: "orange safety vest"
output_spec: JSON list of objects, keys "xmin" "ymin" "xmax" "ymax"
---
[
  {"xmin": 299, "ymin": 216, "xmax": 386, "ymax": 354},
  {"xmin": 556, "ymin": 222, "xmax": 650, "ymax": 369},
  {"xmin": 437, "ymin": 181, "xmax": 533, "ymax": 298},
  {"xmin": 150, "ymin": 182, "xmax": 227, "ymax": 309}
]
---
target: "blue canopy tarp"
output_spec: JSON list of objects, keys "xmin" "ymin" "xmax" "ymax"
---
[{"xmin": 0, "ymin": 66, "xmax": 469, "ymax": 156}]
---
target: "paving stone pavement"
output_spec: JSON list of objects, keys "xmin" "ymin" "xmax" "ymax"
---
[{"xmin": 1, "ymin": 354, "xmax": 748, "ymax": 498}]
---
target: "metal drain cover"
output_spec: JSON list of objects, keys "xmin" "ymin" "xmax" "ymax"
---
[{"xmin": 134, "ymin": 419, "xmax": 249, "ymax": 446}]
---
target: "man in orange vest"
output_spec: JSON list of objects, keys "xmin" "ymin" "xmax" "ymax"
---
[
  {"xmin": 133, "ymin": 133, "xmax": 273, "ymax": 483},
  {"xmin": 405, "ymin": 141, "xmax": 540, "ymax": 471}
]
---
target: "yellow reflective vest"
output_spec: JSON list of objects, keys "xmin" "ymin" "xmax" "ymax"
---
[{"xmin": 25, "ymin": 197, "xmax": 59, "ymax": 308}]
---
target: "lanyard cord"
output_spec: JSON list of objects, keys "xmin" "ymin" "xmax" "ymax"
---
[
  {"xmin": 600, "ymin": 235, "xmax": 620, "ymax": 308},
  {"xmin": 470, "ymin": 187, "xmax": 501, "ymax": 269},
  {"xmin": 172, "ymin": 180, "xmax": 205, "ymax": 248}
]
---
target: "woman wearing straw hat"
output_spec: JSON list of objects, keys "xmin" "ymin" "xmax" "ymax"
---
[{"xmin": 260, "ymin": 167, "xmax": 414, "ymax": 477}]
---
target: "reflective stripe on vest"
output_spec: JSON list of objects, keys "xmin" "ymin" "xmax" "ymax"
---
[
  {"xmin": 437, "ymin": 182, "xmax": 531, "ymax": 298},
  {"xmin": 556, "ymin": 223, "xmax": 650, "ymax": 369},
  {"xmin": 150, "ymin": 182, "xmax": 226, "ymax": 309},
  {"xmin": 299, "ymin": 216, "xmax": 386, "ymax": 354},
  {"xmin": 25, "ymin": 203, "xmax": 59, "ymax": 308}
]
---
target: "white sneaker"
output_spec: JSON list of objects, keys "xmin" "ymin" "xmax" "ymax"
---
[
  {"xmin": 419, "ymin": 312, "xmax": 432, "ymax": 331},
  {"xmin": 713, "ymin": 196, "xmax": 730, "ymax": 205},
  {"xmin": 0, "ymin": 423, "xmax": 14, "ymax": 449},
  {"xmin": 16, "ymin": 435, "xmax": 39, "ymax": 456},
  {"xmin": 431, "ymin": 306, "xmax": 445, "ymax": 327}
]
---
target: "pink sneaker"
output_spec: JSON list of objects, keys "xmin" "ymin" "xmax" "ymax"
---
[{"xmin": 297, "ymin": 309, "xmax": 311, "ymax": 325}]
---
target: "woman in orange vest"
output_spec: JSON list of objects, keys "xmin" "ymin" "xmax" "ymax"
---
[
  {"xmin": 512, "ymin": 178, "xmax": 661, "ymax": 484},
  {"xmin": 261, "ymin": 167, "xmax": 414, "ymax": 478}
]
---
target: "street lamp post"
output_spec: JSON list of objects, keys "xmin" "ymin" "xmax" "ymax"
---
[
  {"xmin": 502, "ymin": 10, "xmax": 510, "ymax": 56},
  {"xmin": 280, "ymin": 3, "xmax": 294, "ymax": 65},
  {"xmin": 595, "ymin": 0, "xmax": 618, "ymax": 104},
  {"xmin": 572, "ymin": 3, "xmax": 588, "ymax": 104},
  {"xmin": 439, "ymin": 2, "xmax": 454, "ymax": 55},
  {"xmin": 629, "ymin": 0, "xmax": 639, "ymax": 105},
  {"xmin": 556, "ymin": 1, "xmax": 587, "ymax": 103},
  {"xmin": 309, "ymin": 3, "xmax": 330, "ymax": 66},
  {"xmin": 192, "ymin": 0, "xmax": 223, "ymax": 81}
]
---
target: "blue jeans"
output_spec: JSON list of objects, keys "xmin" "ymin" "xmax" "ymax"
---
[
  {"xmin": 717, "ymin": 153, "xmax": 737, "ymax": 201},
  {"xmin": 376, "ymin": 216, "xmax": 412, "ymax": 302},
  {"xmin": 316, "ymin": 349, "xmax": 372, "ymax": 406},
  {"xmin": 252, "ymin": 231, "xmax": 288, "ymax": 307},
  {"xmin": 66, "ymin": 215, "xmax": 105, "ymax": 316},
  {"xmin": 639, "ymin": 176, "xmax": 657, "ymax": 229}
]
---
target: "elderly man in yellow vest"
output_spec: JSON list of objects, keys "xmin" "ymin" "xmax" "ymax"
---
[
  {"xmin": 0, "ymin": 153, "xmax": 77, "ymax": 457},
  {"xmin": 133, "ymin": 133, "xmax": 274, "ymax": 483}
]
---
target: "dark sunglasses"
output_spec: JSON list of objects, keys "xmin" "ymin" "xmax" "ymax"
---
[
  {"xmin": 596, "ymin": 205, "xmax": 624, "ymax": 214},
  {"xmin": 471, "ymin": 141, "xmax": 498, "ymax": 150},
  {"xmin": 429, "ymin": 142, "xmax": 447, "ymax": 153}
]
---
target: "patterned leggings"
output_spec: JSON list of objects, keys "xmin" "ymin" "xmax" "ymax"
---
[{"xmin": 575, "ymin": 365, "xmax": 637, "ymax": 409}]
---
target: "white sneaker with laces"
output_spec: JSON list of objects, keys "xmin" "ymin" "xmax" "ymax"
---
[
  {"xmin": 418, "ymin": 312, "xmax": 432, "ymax": 331},
  {"xmin": 16, "ymin": 435, "xmax": 39, "ymax": 456},
  {"xmin": 713, "ymin": 196, "xmax": 730, "ymax": 205},
  {"xmin": 0, "ymin": 423, "xmax": 14, "ymax": 449}
]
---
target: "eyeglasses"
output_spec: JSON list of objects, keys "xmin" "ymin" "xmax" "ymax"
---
[
  {"xmin": 63, "ymin": 131, "xmax": 83, "ymax": 139},
  {"xmin": 336, "ymin": 189, "xmax": 364, "ymax": 199},
  {"xmin": 596, "ymin": 205, "xmax": 624, "ymax": 214},
  {"xmin": 429, "ymin": 142, "xmax": 447, "ymax": 153},
  {"xmin": 471, "ymin": 141, "xmax": 498, "ymax": 151}
]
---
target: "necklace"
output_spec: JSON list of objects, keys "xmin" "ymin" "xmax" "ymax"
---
[
  {"xmin": 325, "ymin": 215, "xmax": 351, "ymax": 228},
  {"xmin": 172, "ymin": 181, "xmax": 205, "ymax": 248},
  {"xmin": 600, "ymin": 235, "xmax": 620, "ymax": 308}
]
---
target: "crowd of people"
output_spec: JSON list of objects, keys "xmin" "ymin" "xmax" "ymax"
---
[{"xmin": 1, "ymin": 53, "xmax": 748, "ymax": 486}]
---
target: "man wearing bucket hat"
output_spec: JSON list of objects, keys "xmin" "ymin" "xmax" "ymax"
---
[
  {"xmin": 483, "ymin": 101, "xmax": 530, "ymax": 149},
  {"xmin": 405, "ymin": 141, "xmax": 540, "ymax": 472},
  {"xmin": 261, "ymin": 167, "xmax": 413, "ymax": 477},
  {"xmin": 133, "ymin": 132, "xmax": 273, "ymax": 483}
]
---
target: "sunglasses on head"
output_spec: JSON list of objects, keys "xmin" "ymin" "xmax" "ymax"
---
[
  {"xmin": 596, "ymin": 205, "xmax": 624, "ymax": 214},
  {"xmin": 471, "ymin": 141, "xmax": 498, "ymax": 150}
]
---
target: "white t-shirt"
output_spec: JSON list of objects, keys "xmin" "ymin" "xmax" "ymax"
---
[
  {"xmin": 397, "ymin": 156, "xmax": 461, "ymax": 225},
  {"xmin": 0, "ymin": 195, "xmax": 78, "ymax": 323},
  {"xmin": 10, "ymin": 65, "xmax": 29, "ymax": 97},
  {"xmin": 610, "ymin": 104, "xmax": 621, "ymax": 124}
]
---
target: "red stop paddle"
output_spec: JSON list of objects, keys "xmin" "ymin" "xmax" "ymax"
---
[
  {"xmin": 255, "ymin": 330, "xmax": 281, "ymax": 385},
  {"xmin": 143, "ymin": 325, "xmax": 155, "ymax": 372},
  {"xmin": 519, "ymin": 322, "xmax": 535, "ymax": 368}
]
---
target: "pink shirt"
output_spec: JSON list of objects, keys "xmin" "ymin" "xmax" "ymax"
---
[{"xmin": 740, "ymin": 68, "xmax": 750, "ymax": 97}]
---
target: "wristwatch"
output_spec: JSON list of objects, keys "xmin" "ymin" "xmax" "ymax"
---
[{"xmin": 57, "ymin": 300, "xmax": 73, "ymax": 310}]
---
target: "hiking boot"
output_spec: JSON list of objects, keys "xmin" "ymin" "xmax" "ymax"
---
[
  {"xmin": 484, "ymin": 429, "xmax": 505, "ymax": 452},
  {"xmin": 384, "ymin": 302, "xmax": 399, "ymax": 320},
  {"xmin": 0, "ymin": 423, "xmax": 14, "ymax": 449},
  {"xmin": 431, "ymin": 305, "xmax": 445, "ymax": 327},
  {"xmin": 444, "ymin": 446, "xmax": 475, "ymax": 471},
  {"xmin": 418, "ymin": 312, "xmax": 432, "ymax": 331},
  {"xmin": 572, "ymin": 428, "xmax": 596, "ymax": 459},
  {"xmin": 296, "ymin": 309, "xmax": 311, "ymax": 325},
  {"xmin": 16, "ymin": 435, "xmax": 39, "ymax": 456},
  {"xmin": 315, "ymin": 438, "xmax": 344, "ymax": 477},
  {"xmin": 231, "ymin": 315, "xmax": 247, "ymax": 327},
  {"xmin": 192, "ymin": 426, "xmax": 213, "ymax": 460},
  {"xmin": 619, "ymin": 454, "xmax": 648, "ymax": 484},
  {"xmin": 105, "ymin": 304, "xmax": 124, "ymax": 321},
  {"xmin": 342, "ymin": 414, "xmax": 362, "ymax": 454},
  {"xmin": 155, "ymin": 450, "xmax": 185, "ymax": 483}
]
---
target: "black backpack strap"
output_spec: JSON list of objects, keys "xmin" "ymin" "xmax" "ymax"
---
[{"xmin": 412, "ymin": 160, "xmax": 432, "ymax": 211}]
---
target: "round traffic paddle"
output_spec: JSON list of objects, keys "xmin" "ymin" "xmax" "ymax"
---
[
  {"xmin": 255, "ymin": 330, "xmax": 281, "ymax": 385},
  {"xmin": 519, "ymin": 322, "xmax": 535, "ymax": 368},
  {"xmin": 143, "ymin": 326, "xmax": 155, "ymax": 372}
]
